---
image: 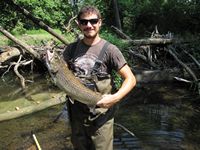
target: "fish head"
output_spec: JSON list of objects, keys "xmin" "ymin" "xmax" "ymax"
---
[{"xmin": 45, "ymin": 49, "xmax": 60, "ymax": 73}]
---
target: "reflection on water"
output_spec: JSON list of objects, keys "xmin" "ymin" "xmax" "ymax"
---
[
  {"xmin": 0, "ymin": 73, "xmax": 200, "ymax": 149},
  {"xmin": 114, "ymin": 83, "xmax": 200, "ymax": 150},
  {"xmin": 141, "ymin": 105, "xmax": 185, "ymax": 150}
]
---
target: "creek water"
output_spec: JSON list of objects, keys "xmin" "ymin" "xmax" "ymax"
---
[{"xmin": 0, "ymin": 73, "xmax": 199, "ymax": 150}]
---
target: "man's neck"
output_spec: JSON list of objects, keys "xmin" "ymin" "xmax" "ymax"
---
[{"xmin": 83, "ymin": 35, "xmax": 101, "ymax": 46}]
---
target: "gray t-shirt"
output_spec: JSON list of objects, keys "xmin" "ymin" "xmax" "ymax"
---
[{"xmin": 63, "ymin": 39, "xmax": 127, "ymax": 75}]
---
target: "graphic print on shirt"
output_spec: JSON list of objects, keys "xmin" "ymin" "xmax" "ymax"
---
[{"xmin": 73, "ymin": 53, "xmax": 99, "ymax": 76}]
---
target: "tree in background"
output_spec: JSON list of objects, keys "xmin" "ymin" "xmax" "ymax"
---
[
  {"xmin": 117, "ymin": 0, "xmax": 200, "ymax": 37},
  {"xmin": 0, "ymin": 0, "xmax": 200, "ymax": 36}
]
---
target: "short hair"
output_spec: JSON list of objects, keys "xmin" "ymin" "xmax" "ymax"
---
[{"xmin": 77, "ymin": 6, "xmax": 101, "ymax": 20}]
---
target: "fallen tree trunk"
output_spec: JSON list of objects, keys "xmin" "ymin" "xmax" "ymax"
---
[
  {"xmin": 127, "ymin": 38, "xmax": 173, "ymax": 46},
  {"xmin": 111, "ymin": 26, "xmax": 173, "ymax": 45},
  {"xmin": 111, "ymin": 26, "xmax": 131, "ymax": 40},
  {"xmin": 0, "ymin": 26, "xmax": 40, "ymax": 59},
  {"xmin": 0, "ymin": 92, "xmax": 66, "ymax": 122}
]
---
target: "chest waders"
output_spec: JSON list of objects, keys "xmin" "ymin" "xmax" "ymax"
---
[{"xmin": 67, "ymin": 41, "xmax": 116, "ymax": 150}]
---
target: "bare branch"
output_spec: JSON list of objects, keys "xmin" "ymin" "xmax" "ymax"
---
[
  {"xmin": 166, "ymin": 46, "xmax": 198, "ymax": 81},
  {"xmin": 14, "ymin": 55, "xmax": 26, "ymax": 89},
  {"xmin": 64, "ymin": 15, "xmax": 77, "ymax": 32},
  {"xmin": 129, "ymin": 49, "xmax": 158, "ymax": 68},
  {"xmin": 111, "ymin": 26, "xmax": 132, "ymax": 40},
  {"xmin": 183, "ymin": 50, "xmax": 200, "ymax": 69},
  {"xmin": 1, "ymin": 62, "xmax": 16, "ymax": 80}
]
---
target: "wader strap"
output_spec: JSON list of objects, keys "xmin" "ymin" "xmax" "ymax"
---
[
  {"xmin": 98, "ymin": 41, "xmax": 110, "ymax": 60},
  {"xmin": 93, "ymin": 41, "xmax": 110, "ymax": 71}
]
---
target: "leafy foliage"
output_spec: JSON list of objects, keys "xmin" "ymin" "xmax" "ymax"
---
[
  {"xmin": 0, "ymin": 0, "xmax": 199, "ymax": 36},
  {"xmin": 0, "ymin": 0, "xmax": 73, "ymax": 31},
  {"xmin": 116, "ymin": 0, "xmax": 200, "ymax": 37}
]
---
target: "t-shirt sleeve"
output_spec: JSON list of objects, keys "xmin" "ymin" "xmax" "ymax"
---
[
  {"xmin": 107, "ymin": 44, "xmax": 127, "ymax": 71},
  {"xmin": 62, "ymin": 42, "xmax": 77, "ymax": 62}
]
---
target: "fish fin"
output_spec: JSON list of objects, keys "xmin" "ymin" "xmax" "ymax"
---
[{"xmin": 68, "ymin": 96, "xmax": 74, "ymax": 104}]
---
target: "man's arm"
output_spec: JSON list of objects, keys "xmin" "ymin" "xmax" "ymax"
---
[{"xmin": 97, "ymin": 64, "xmax": 136, "ymax": 108}]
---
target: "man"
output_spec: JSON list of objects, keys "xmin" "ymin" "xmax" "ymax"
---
[{"xmin": 63, "ymin": 5, "xmax": 136, "ymax": 150}]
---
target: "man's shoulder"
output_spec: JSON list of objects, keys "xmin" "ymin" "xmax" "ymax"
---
[
  {"xmin": 63, "ymin": 41, "xmax": 80, "ymax": 60},
  {"xmin": 65, "ymin": 41, "xmax": 79, "ymax": 50},
  {"xmin": 101, "ymin": 39, "xmax": 118, "ymax": 50},
  {"xmin": 64, "ymin": 40, "xmax": 80, "ymax": 54}
]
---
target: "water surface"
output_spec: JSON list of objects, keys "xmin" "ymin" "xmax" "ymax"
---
[{"xmin": 0, "ymin": 74, "xmax": 199, "ymax": 150}]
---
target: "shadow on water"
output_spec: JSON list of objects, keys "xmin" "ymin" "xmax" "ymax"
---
[{"xmin": 0, "ymin": 73, "xmax": 200, "ymax": 150}]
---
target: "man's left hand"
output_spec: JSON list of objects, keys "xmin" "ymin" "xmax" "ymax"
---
[{"xmin": 96, "ymin": 94, "xmax": 118, "ymax": 108}]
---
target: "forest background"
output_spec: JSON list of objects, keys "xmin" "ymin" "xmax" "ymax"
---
[{"xmin": 0, "ymin": 0, "xmax": 200, "ymax": 43}]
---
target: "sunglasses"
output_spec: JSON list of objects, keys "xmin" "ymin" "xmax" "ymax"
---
[{"xmin": 79, "ymin": 18, "xmax": 99, "ymax": 25}]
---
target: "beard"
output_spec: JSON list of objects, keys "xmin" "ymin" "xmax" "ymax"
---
[
  {"xmin": 84, "ymin": 33, "xmax": 97, "ymax": 39},
  {"xmin": 83, "ymin": 28, "xmax": 99, "ymax": 39},
  {"xmin": 84, "ymin": 32, "xmax": 98, "ymax": 39}
]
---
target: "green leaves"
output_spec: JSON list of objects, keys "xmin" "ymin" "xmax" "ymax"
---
[
  {"xmin": 0, "ymin": 0, "xmax": 72, "ymax": 31},
  {"xmin": 0, "ymin": 0, "xmax": 199, "ymax": 36}
]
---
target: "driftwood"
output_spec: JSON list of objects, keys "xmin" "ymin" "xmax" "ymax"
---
[
  {"xmin": 6, "ymin": 0, "xmax": 69, "ymax": 45},
  {"xmin": 0, "ymin": 46, "xmax": 21, "ymax": 63},
  {"xmin": 0, "ymin": 92, "xmax": 66, "ymax": 122},
  {"xmin": 0, "ymin": 26, "xmax": 40, "ymax": 59},
  {"xmin": 112, "ymin": 26, "xmax": 199, "ymax": 94},
  {"xmin": 0, "ymin": 26, "xmax": 64, "ymax": 88},
  {"xmin": 127, "ymin": 38, "xmax": 173, "ymax": 46},
  {"xmin": 112, "ymin": 26, "xmax": 173, "ymax": 45},
  {"xmin": 0, "ymin": 26, "xmax": 41, "ymax": 89},
  {"xmin": 13, "ymin": 55, "xmax": 33, "ymax": 89},
  {"xmin": 0, "ymin": 23, "xmax": 70, "ymax": 122}
]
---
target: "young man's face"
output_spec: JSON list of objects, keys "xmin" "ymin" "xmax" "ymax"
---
[{"xmin": 78, "ymin": 13, "xmax": 101, "ymax": 39}]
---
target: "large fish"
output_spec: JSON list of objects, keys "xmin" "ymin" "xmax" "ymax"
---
[{"xmin": 45, "ymin": 50, "xmax": 102, "ymax": 106}]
